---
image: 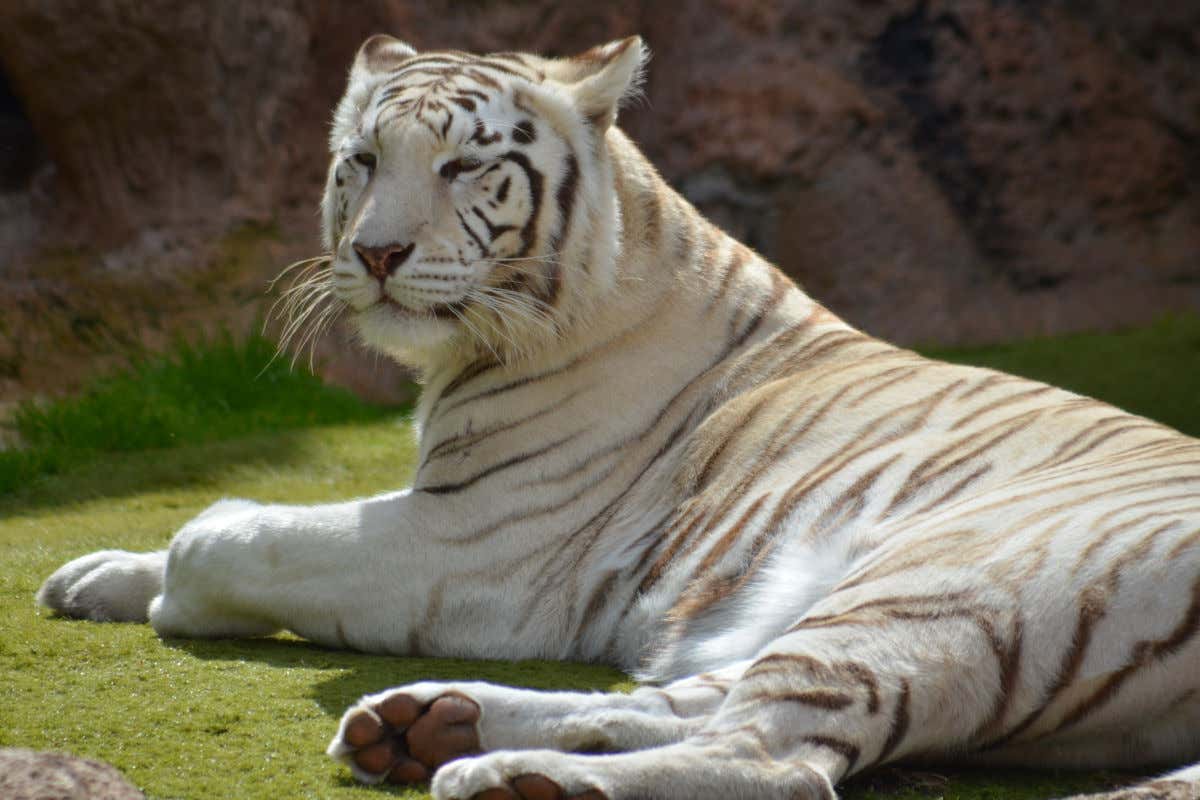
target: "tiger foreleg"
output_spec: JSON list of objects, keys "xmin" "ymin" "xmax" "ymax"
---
[
  {"xmin": 429, "ymin": 739, "xmax": 837, "ymax": 800},
  {"xmin": 420, "ymin": 613, "xmax": 1023, "ymax": 799},
  {"xmin": 328, "ymin": 667, "xmax": 744, "ymax": 786},
  {"xmin": 38, "ymin": 491, "xmax": 459, "ymax": 647}
]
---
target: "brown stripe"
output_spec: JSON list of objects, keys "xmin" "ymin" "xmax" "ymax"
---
[
  {"xmin": 691, "ymin": 378, "xmax": 814, "ymax": 494},
  {"xmin": 463, "ymin": 67, "xmax": 502, "ymax": 90},
  {"xmin": 760, "ymin": 380, "xmax": 966, "ymax": 543},
  {"xmin": 641, "ymin": 182, "xmax": 663, "ymax": 249},
  {"xmin": 570, "ymin": 570, "xmax": 618, "ymax": 651},
  {"xmin": 809, "ymin": 454, "xmax": 901, "ymax": 539},
  {"xmin": 981, "ymin": 470, "xmax": 1200, "ymax": 528},
  {"xmin": 672, "ymin": 210, "xmax": 695, "ymax": 266},
  {"xmin": 793, "ymin": 591, "xmax": 974, "ymax": 630},
  {"xmin": 949, "ymin": 386, "xmax": 1056, "ymax": 431},
  {"xmin": 474, "ymin": 57, "xmax": 543, "ymax": 81},
  {"xmin": 873, "ymin": 678, "xmax": 911, "ymax": 766},
  {"xmin": 730, "ymin": 267, "xmax": 790, "ymax": 349},
  {"xmin": 1054, "ymin": 572, "xmax": 1200, "ymax": 733},
  {"xmin": 742, "ymin": 656, "xmax": 883, "ymax": 716},
  {"xmin": 690, "ymin": 494, "xmax": 770, "ymax": 578},
  {"xmin": 639, "ymin": 506, "xmax": 722, "ymax": 597},
  {"xmin": 913, "ymin": 463, "xmax": 995, "ymax": 515},
  {"xmin": 1023, "ymin": 420, "xmax": 1166, "ymax": 474},
  {"xmin": 666, "ymin": 523, "xmax": 782, "ymax": 624},
  {"xmin": 955, "ymin": 372, "xmax": 1014, "ymax": 401},
  {"xmin": 800, "ymin": 735, "xmax": 860, "ymax": 772},
  {"xmin": 660, "ymin": 496, "xmax": 770, "ymax": 621},
  {"xmin": 882, "ymin": 408, "xmax": 1045, "ymax": 516},
  {"xmin": 847, "ymin": 364, "xmax": 924, "ymax": 407},
  {"xmin": 971, "ymin": 616, "xmax": 1024, "ymax": 745},
  {"xmin": 981, "ymin": 586, "xmax": 1102, "ymax": 749},
  {"xmin": 1167, "ymin": 526, "xmax": 1200, "ymax": 560},
  {"xmin": 774, "ymin": 329, "xmax": 868, "ymax": 375},
  {"xmin": 774, "ymin": 689, "xmax": 855, "ymax": 711},
  {"xmin": 1020, "ymin": 415, "xmax": 1128, "ymax": 472},
  {"xmin": 709, "ymin": 245, "xmax": 749, "ymax": 309}
]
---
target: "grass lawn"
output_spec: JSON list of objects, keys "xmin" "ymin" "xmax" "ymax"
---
[{"xmin": 3, "ymin": 317, "xmax": 1196, "ymax": 799}]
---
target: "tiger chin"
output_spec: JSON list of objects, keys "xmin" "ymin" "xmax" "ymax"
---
[{"xmin": 38, "ymin": 34, "xmax": 1200, "ymax": 800}]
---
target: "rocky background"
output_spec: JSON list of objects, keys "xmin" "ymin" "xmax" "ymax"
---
[{"xmin": 0, "ymin": 0, "xmax": 1197, "ymax": 402}]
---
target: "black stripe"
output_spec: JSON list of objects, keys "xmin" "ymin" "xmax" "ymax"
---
[
  {"xmin": 455, "ymin": 208, "xmax": 490, "ymax": 255},
  {"xmin": 422, "ymin": 387, "xmax": 585, "ymax": 466},
  {"xmin": 498, "ymin": 150, "xmax": 545, "ymax": 257},
  {"xmin": 472, "ymin": 206, "xmax": 516, "ymax": 240},
  {"xmin": 416, "ymin": 432, "xmax": 582, "ymax": 495}
]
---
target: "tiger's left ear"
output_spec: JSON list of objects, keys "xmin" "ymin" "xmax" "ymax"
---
[{"xmin": 554, "ymin": 36, "xmax": 649, "ymax": 130}]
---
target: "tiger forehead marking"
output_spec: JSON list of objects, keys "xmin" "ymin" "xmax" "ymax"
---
[{"xmin": 367, "ymin": 51, "xmax": 543, "ymax": 142}]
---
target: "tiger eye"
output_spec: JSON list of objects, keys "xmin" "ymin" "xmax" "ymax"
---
[
  {"xmin": 353, "ymin": 152, "xmax": 377, "ymax": 170},
  {"xmin": 513, "ymin": 120, "xmax": 536, "ymax": 144}
]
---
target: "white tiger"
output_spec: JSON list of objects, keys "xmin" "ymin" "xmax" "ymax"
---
[{"xmin": 38, "ymin": 35, "xmax": 1200, "ymax": 800}]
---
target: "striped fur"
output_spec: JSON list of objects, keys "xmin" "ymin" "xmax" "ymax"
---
[{"xmin": 39, "ymin": 36, "xmax": 1200, "ymax": 800}]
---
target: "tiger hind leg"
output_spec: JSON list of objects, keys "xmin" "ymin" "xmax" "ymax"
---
[{"xmin": 328, "ymin": 666, "xmax": 743, "ymax": 786}]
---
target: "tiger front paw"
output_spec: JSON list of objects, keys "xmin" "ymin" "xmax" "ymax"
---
[{"xmin": 36, "ymin": 550, "xmax": 165, "ymax": 623}]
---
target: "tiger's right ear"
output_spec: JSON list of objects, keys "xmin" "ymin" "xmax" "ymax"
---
[
  {"xmin": 551, "ymin": 36, "xmax": 649, "ymax": 130},
  {"xmin": 352, "ymin": 34, "xmax": 418, "ymax": 76}
]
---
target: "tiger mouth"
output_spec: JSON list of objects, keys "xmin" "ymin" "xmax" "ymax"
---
[{"xmin": 380, "ymin": 295, "xmax": 466, "ymax": 320}]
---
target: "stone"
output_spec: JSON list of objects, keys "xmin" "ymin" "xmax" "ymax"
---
[{"xmin": 0, "ymin": 748, "xmax": 144, "ymax": 800}]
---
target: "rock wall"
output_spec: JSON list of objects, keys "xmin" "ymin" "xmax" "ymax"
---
[{"xmin": 0, "ymin": 0, "xmax": 1196, "ymax": 398}]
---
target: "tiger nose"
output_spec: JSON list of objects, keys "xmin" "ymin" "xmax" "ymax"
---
[{"xmin": 354, "ymin": 241, "xmax": 415, "ymax": 281}]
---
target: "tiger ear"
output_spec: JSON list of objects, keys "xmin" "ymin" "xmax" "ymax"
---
[
  {"xmin": 554, "ymin": 36, "xmax": 649, "ymax": 130},
  {"xmin": 352, "ymin": 34, "xmax": 418, "ymax": 76}
]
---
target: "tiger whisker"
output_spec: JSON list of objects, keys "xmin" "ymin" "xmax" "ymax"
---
[
  {"xmin": 469, "ymin": 286, "xmax": 558, "ymax": 333},
  {"xmin": 268, "ymin": 255, "xmax": 332, "ymax": 291},
  {"xmin": 448, "ymin": 303, "xmax": 503, "ymax": 363}
]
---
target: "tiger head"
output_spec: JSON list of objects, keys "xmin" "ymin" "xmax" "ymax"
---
[{"xmin": 318, "ymin": 35, "xmax": 648, "ymax": 367}]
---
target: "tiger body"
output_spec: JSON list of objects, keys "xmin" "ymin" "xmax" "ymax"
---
[{"xmin": 37, "ymin": 35, "xmax": 1200, "ymax": 800}]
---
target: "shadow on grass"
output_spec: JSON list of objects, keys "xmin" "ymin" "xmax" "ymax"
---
[
  {"xmin": 167, "ymin": 636, "xmax": 629, "ymax": 717},
  {"xmin": 839, "ymin": 764, "xmax": 1138, "ymax": 800},
  {"xmin": 0, "ymin": 429, "xmax": 310, "ymax": 516}
]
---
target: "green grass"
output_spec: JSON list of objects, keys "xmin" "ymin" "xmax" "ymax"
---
[
  {"xmin": 3, "ymin": 319, "xmax": 1196, "ymax": 798},
  {"xmin": 922, "ymin": 313, "xmax": 1200, "ymax": 438},
  {"xmin": 0, "ymin": 332, "xmax": 402, "ymax": 496}
]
